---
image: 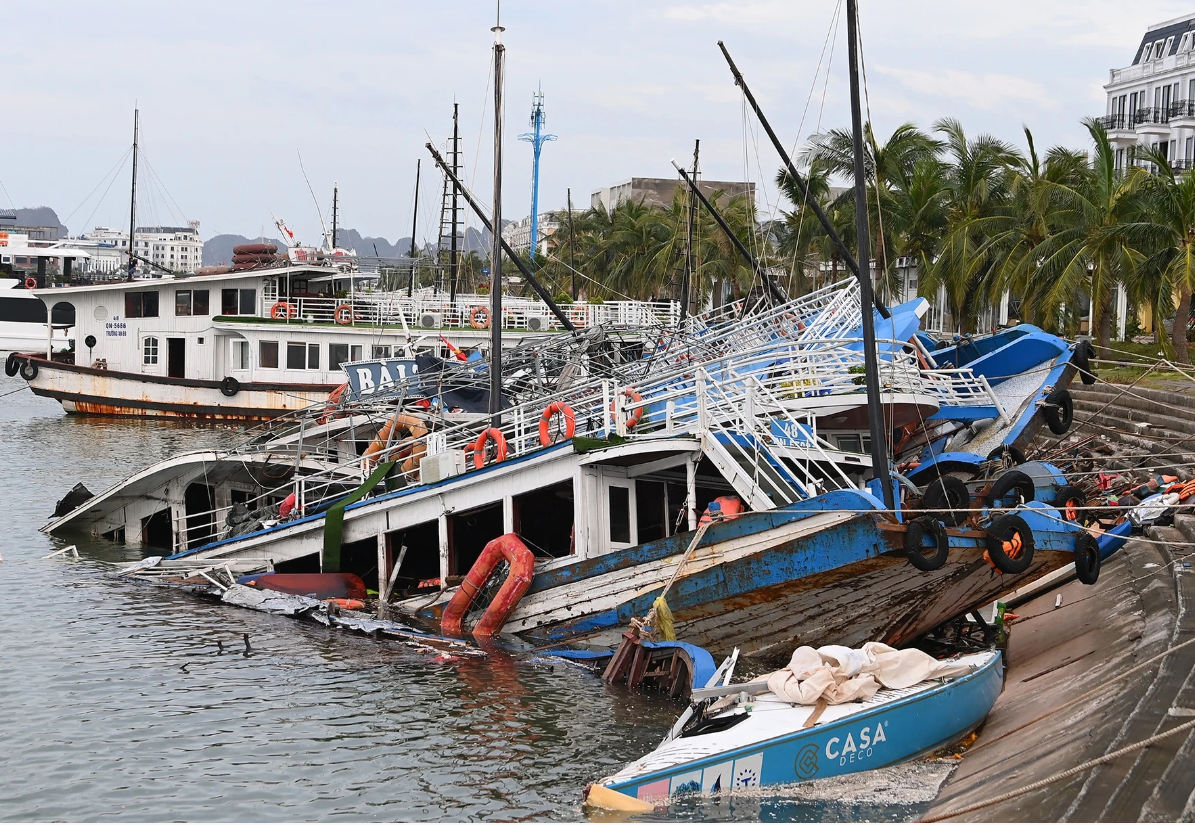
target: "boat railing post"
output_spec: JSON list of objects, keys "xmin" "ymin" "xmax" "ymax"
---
[
  {"xmin": 696, "ymin": 369, "xmax": 708, "ymax": 432},
  {"xmin": 686, "ymin": 457, "xmax": 698, "ymax": 532},
  {"xmin": 602, "ymin": 380, "xmax": 612, "ymax": 438},
  {"xmin": 665, "ymin": 399, "xmax": 675, "ymax": 434},
  {"xmin": 614, "ymin": 388, "xmax": 627, "ymax": 438}
]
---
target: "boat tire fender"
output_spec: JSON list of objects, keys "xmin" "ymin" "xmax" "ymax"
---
[
  {"xmin": 5, "ymin": 353, "xmax": 20, "ymax": 377},
  {"xmin": 984, "ymin": 513, "xmax": 1035, "ymax": 574},
  {"xmin": 1054, "ymin": 484, "xmax": 1086, "ymax": 521},
  {"xmin": 1074, "ymin": 532, "xmax": 1101, "ymax": 585},
  {"xmin": 986, "ymin": 470, "xmax": 1036, "ymax": 507},
  {"xmin": 1043, "ymin": 388, "xmax": 1074, "ymax": 435},
  {"xmin": 1074, "ymin": 339, "xmax": 1098, "ymax": 385},
  {"xmin": 220, "ymin": 376, "xmax": 240, "ymax": 397},
  {"xmin": 19, "ymin": 360, "xmax": 37, "ymax": 381},
  {"xmin": 538, "ymin": 402, "xmax": 576, "ymax": 446},
  {"xmin": 986, "ymin": 445, "xmax": 1026, "ymax": 467},
  {"xmin": 922, "ymin": 475, "xmax": 970, "ymax": 526},
  {"xmin": 905, "ymin": 516, "xmax": 950, "ymax": 571}
]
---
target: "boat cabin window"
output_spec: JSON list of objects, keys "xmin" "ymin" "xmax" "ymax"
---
[
  {"xmin": 232, "ymin": 340, "xmax": 250, "ymax": 371},
  {"xmin": 142, "ymin": 336, "xmax": 159, "ymax": 366},
  {"xmin": 385, "ymin": 522, "xmax": 440, "ymax": 593},
  {"xmin": 513, "ymin": 480, "xmax": 574, "ymax": 558},
  {"xmin": 448, "ymin": 502, "xmax": 505, "ymax": 576},
  {"xmin": 330, "ymin": 343, "xmax": 363, "ymax": 371},
  {"xmin": 834, "ymin": 434, "xmax": 871, "ymax": 454},
  {"xmin": 259, "ymin": 340, "xmax": 279, "ymax": 369},
  {"xmin": 286, "ymin": 342, "xmax": 320, "ymax": 370},
  {"xmin": 609, "ymin": 485, "xmax": 631, "ymax": 544},
  {"xmin": 221, "ymin": 288, "xmax": 256, "ymax": 316},
  {"xmin": 372, "ymin": 345, "xmax": 393, "ymax": 359},
  {"xmin": 175, "ymin": 289, "xmax": 209, "ymax": 316},
  {"xmin": 124, "ymin": 290, "xmax": 159, "ymax": 318}
]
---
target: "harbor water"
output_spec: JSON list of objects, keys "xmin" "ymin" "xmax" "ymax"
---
[{"xmin": 0, "ymin": 379, "xmax": 940, "ymax": 822}]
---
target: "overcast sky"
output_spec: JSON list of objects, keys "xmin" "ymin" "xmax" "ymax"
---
[{"xmin": 2, "ymin": 1, "xmax": 1190, "ymax": 246}]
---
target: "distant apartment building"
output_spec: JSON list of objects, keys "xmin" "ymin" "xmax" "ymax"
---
[
  {"xmin": 1103, "ymin": 15, "xmax": 1195, "ymax": 169},
  {"xmin": 82, "ymin": 222, "xmax": 203, "ymax": 274},
  {"xmin": 590, "ymin": 177, "xmax": 755, "ymax": 212},
  {"xmin": 501, "ymin": 213, "xmax": 565, "ymax": 256}
]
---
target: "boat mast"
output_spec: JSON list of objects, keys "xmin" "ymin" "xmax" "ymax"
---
[
  {"xmin": 846, "ymin": 0, "xmax": 894, "ymax": 511},
  {"xmin": 449, "ymin": 102, "xmax": 461, "ymax": 302},
  {"xmin": 490, "ymin": 16, "xmax": 505, "ymax": 424},
  {"xmin": 408, "ymin": 159, "xmax": 420, "ymax": 297},
  {"xmin": 331, "ymin": 182, "xmax": 339, "ymax": 250},
  {"xmin": 127, "ymin": 108, "xmax": 139, "ymax": 280},
  {"xmin": 567, "ymin": 187, "xmax": 576, "ymax": 300},
  {"xmin": 680, "ymin": 138, "xmax": 699, "ymax": 323}
]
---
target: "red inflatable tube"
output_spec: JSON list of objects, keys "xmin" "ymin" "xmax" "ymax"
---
[{"xmin": 441, "ymin": 534, "xmax": 535, "ymax": 636}]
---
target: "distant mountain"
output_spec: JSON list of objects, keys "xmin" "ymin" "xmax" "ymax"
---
[
  {"xmin": 0, "ymin": 207, "xmax": 69, "ymax": 239},
  {"xmin": 203, "ymin": 225, "xmax": 492, "ymax": 265}
]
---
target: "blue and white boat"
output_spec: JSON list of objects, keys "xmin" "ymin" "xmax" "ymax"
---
[{"xmin": 587, "ymin": 648, "xmax": 1002, "ymax": 806}]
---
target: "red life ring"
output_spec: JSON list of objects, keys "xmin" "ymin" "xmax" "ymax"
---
[
  {"xmin": 441, "ymin": 534, "xmax": 535, "ymax": 636},
  {"xmin": 334, "ymin": 304, "xmax": 356, "ymax": 325},
  {"xmin": 270, "ymin": 301, "xmax": 296, "ymax": 319},
  {"xmin": 24, "ymin": 277, "xmax": 37, "ymax": 290},
  {"xmin": 472, "ymin": 427, "xmax": 508, "ymax": 469},
  {"xmin": 469, "ymin": 306, "xmax": 491, "ymax": 329},
  {"xmin": 609, "ymin": 387, "xmax": 644, "ymax": 429},
  {"xmin": 318, "ymin": 382, "xmax": 348, "ymax": 424},
  {"xmin": 538, "ymin": 402, "xmax": 576, "ymax": 446}
]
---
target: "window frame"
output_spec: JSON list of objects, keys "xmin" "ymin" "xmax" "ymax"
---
[{"xmin": 259, "ymin": 340, "xmax": 279, "ymax": 369}]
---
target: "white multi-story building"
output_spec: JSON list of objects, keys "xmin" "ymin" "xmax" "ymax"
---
[
  {"xmin": 501, "ymin": 212, "xmax": 566, "ymax": 256},
  {"xmin": 82, "ymin": 222, "xmax": 204, "ymax": 275},
  {"xmin": 1104, "ymin": 15, "xmax": 1195, "ymax": 169}
]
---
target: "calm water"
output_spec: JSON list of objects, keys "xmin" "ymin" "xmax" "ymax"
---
[{"xmin": 0, "ymin": 378, "xmax": 935, "ymax": 822}]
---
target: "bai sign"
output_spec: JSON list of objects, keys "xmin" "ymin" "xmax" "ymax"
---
[{"xmin": 343, "ymin": 358, "xmax": 421, "ymax": 399}]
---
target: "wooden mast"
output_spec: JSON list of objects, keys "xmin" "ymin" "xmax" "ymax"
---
[{"xmin": 127, "ymin": 108, "xmax": 138, "ymax": 280}]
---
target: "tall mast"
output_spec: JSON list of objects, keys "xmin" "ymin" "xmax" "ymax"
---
[
  {"xmin": 519, "ymin": 87, "xmax": 556, "ymax": 262},
  {"xmin": 680, "ymin": 138, "xmax": 699, "ymax": 322},
  {"xmin": 407, "ymin": 160, "xmax": 420, "ymax": 297},
  {"xmin": 567, "ymin": 187, "xmax": 576, "ymax": 300},
  {"xmin": 331, "ymin": 181, "xmax": 339, "ymax": 249},
  {"xmin": 127, "ymin": 108, "xmax": 139, "ymax": 279},
  {"xmin": 490, "ymin": 17, "xmax": 506, "ymax": 424},
  {"xmin": 449, "ymin": 102, "xmax": 461, "ymax": 301},
  {"xmin": 846, "ymin": 0, "xmax": 894, "ymax": 511}
]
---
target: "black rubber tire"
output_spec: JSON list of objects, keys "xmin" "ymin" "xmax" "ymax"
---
[
  {"xmin": 987, "ymin": 469, "xmax": 1036, "ymax": 507},
  {"xmin": 1054, "ymin": 484, "xmax": 1086, "ymax": 521},
  {"xmin": 1074, "ymin": 340, "xmax": 1097, "ymax": 385},
  {"xmin": 19, "ymin": 360, "xmax": 37, "ymax": 381},
  {"xmin": 1043, "ymin": 388, "xmax": 1074, "ymax": 435},
  {"xmin": 922, "ymin": 475, "xmax": 971, "ymax": 527},
  {"xmin": 4, "ymin": 353, "xmax": 19, "ymax": 377},
  {"xmin": 220, "ymin": 376, "xmax": 240, "ymax": 397},
  {"xmin": 984, "ymin": 513, "xmax": 1035, "ymax": 574},
  {"xmin": 986, "ymin": 445, "xmax": 1026, "ymax": 467},
  {"xmin": 1074, "ymin": 533, "xmax": 1101, "ymax": 585},
  {"xmin": 905, "ymin": 516, "xmax": 950, "ymax": 571}
]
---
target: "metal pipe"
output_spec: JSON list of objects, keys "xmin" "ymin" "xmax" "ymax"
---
[
  {"xmin": 680, "ymin": 139, "xmax": 699, "ymax": 323},
  {"xmin": 407, "ymin": 160, "xmax": 420, "ymax": 297},
  {"xmin": 490, "ymin": 23, "xmax": 506, "ymax": 423}
]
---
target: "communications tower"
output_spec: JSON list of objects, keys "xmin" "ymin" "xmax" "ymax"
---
[{"xmin": 518, "ymin": 87, "xmax": 556, "ymax": 261}]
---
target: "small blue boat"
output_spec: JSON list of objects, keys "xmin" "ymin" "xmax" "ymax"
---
[{"xmin": 589, "ymin": 649, "xmax": 1002, "ymax": 805}]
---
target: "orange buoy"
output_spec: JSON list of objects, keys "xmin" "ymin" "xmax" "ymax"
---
[
  {"xmin": 334, "ymin": 304, "xmax": 356, "ymax": 325},
  {"xmin": 362, "ymin": 412, "xmax": 428, "ymax": 471},
  {"xmin": 24, "ymin": 277, "xmax": 37, "ymax": 290},
  {"xmin": 609, "ymin": 387, "xmax": 644, "ymax": 429},
  {"xmin": 472, "ymin": 427, "xmax": 508, "ymax": 469},
  {"xmin": 441, "ymin": 534, "xmax": 535, "ymax": 636},
  {"xmin": 469, "ymin": 306, "xmax": 491, "ymax": 329},
  {"xmin": 270, "ymin": 301, "xmax": 296, "ymax": 319},
  {"xmin": 538, "ymin": 401, "xmax": 576, "ymax": 446}
]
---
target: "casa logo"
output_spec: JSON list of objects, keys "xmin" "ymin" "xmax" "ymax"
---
[{"xmin": 825, "ymin": 720, "xmax": 888, "ymax": 766}]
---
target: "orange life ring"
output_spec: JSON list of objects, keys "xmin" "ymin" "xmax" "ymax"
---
[
  {"xmin": 270, "ymin": 301, "xmax": 296, "ymax": 319},
  {"xmin": 318, "ymin": 382, "xmax": 348, "ymax": 424},
  {"xmin": 24, "ymin": 277, "xmax": 37, "ymax": 290},
  {"xmin": 538, "ymin": 402, "xmax": 576, "ymax": 446},
  {"xmin": 469, "ymin": 306, "xmax": 491, "ymax": 329},
  {"xmin": 334, "ymin": 303, "xmax": 355, "ymax": 325},
  {"xmin": 609, "ymin": 387, "xmax": 644, "ymax": 429},
  {"xmin": 363, "ymin": 412, "xmax": 428, "ymax": 471},
  {"xmin": 472, "ymin": 427, "xmax": 508, "ymax": 469},
  {"xmin": 441, "ymin": 534, "xmax": 535, "ymax": 636}
]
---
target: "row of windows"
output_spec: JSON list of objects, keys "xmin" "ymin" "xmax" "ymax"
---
[
  {"xmin": 123, "ymin": 288, "xmax": 256, "ymax": 319},
  {"xmin": 142, "ymin": 338, "xmax": 364, "ymax": 371},
  {"xmin": 1143, "ymin": 32, "xmax": 1195, "ymax": 63}
]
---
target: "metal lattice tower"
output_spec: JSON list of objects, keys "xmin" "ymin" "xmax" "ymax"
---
[
  {"xmin": 518, "ymin": 87, "xmax": 556, "ymax": 261},
  {"xmin": 436, "ymin": 106, "xmax": 464, "ymax": 294}
]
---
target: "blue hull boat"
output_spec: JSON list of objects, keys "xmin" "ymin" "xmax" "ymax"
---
[{"xmin": 591, "ymin": 649, "xmax": 1002, "ymax": 804}]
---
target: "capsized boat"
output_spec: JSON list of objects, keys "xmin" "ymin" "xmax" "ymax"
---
[{"xmin": 586, "ymin": 643, "xmax": 1002, "ymax": 807}]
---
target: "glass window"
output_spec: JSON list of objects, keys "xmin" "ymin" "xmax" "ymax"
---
[
  {"xmin": 307, "ymin": 342, "xmax": 320, "ymax": 370},
  {"xmin": 609, "ymin": 485, "xmax": 630, "ymax": 544},
  {"xmin": 142, "ymin": 336, "xmax": 159, "ymax": 366},
  {"xmin": 329, "ymin": 344, "xmax": 362, "ymax": 371},
  {"xmin": 175, "ymin": 290, "xmax": 192, "ymax": 316},
  {"xmin": 192, "ymin": 290, "xmax": 208, "ymax": 315},
  {"xmin": 259, "ymin": 340, "xmax": 279, "ymax": 369},
  {"xmin": 239, "ymin": 288, "xmax": 256, "ymax": 315},
  {"xmin": 286, "ymin": 342, "xmax": 307, "ymax": 370},
  {"xmin": 221, "ymin": 288, "xmax": 239, "ymax": 315},
  {"xmin": 371, "ymin": 344, "xmax": 392, "ymax": 359},
  {"xmin": 125, "ymin": 291, "xmax": 159, "ymax": 318},
  {"xmin": 232, "ymin": 340, "xmax": 250, "ymax": 370}
]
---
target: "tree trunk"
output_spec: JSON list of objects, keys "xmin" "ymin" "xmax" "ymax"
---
[
  {"xmin": 1175, "ymin": 280, "xmax": 1192, "ymax": 365},
  {"xmin": 1097, "ymin": 303, "xmax": 1113, "ymax": 356}
]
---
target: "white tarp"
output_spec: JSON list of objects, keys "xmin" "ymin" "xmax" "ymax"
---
[{"xmin": 765, "ymin": 642, "xmax": 976, "ymax": 705}]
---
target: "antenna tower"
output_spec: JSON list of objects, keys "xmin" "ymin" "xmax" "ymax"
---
[{"xmin": 518, "ymin": 88, "xmax": 556, "ymax": 261}]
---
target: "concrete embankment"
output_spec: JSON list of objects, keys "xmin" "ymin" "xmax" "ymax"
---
[{"xmin": 928, "ymin": 382, "xmax": 1195, "ymax": 822}]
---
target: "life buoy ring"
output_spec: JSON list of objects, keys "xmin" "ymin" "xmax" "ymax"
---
[
  {"xmin": 905, "ymin": 515, "xmax": 950, "ymax": 571},
  {"xmin": 270, "ymin": 301, "xmax": 296, "ymax": 319},
  {"xmin": 983, "ymin": 513, "xmax": 1035, "ymax": 574},
  {"xmin": 469, "ymin": 306, "xmax": 491, "ymax": 329},
  {"xmin": 609, "ymin": 387, "xmax": 644, "ymax": 429},
  {"xmin": 318, "ymin": 383, "xmax": 348, "ymax": 425},
  {"xmin": 363, "ymin": 413, "xmax": 428, "ymax": 471},
  {"xmin": 334, "ymin": 304, "xmax": 356, "ymax": 325},
  {"xmin": 472, "ymin": 427, "xmax": 508, "ymax": 469},
  {"xmin": 441, "ymin": 533, "xmax": 535, "ymax": 636},
  {"xmin": 538, "ymin": 402, "xmax": 576, "ymax": 446},
  {"xmin": 220, "ymin": 376, "xmax": 240, "ymax": 396},
  {"xmin": 24, "ymin": 277, "xmax": 37, "ymax": 290},
  {"xmin": 19, "ymin": 360, "xmax": 37, "ymax": 381}
]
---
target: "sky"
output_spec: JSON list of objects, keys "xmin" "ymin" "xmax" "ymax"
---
[{"xmin": 1, "ymin": 0, "xmax": 1190, "ymax": 248}]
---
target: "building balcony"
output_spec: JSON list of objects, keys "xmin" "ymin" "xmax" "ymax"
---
[{"xmin": 1135, "ymin": 107, "xmax": 1171, "ymax": 136}]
